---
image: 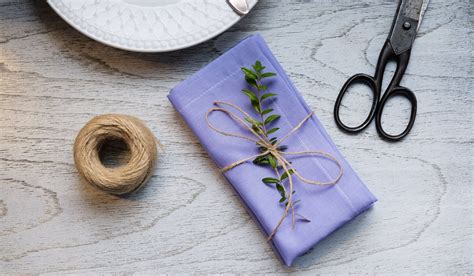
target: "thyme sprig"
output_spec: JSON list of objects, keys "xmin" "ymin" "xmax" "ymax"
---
[{"xmin": 240, "ymin": 61, "xmax": 310, "ymax": 230}]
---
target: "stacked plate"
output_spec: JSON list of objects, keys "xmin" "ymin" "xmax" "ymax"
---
[{"xmin": 48, "ymin": 0, "xmax": 258, "ymax": 52}]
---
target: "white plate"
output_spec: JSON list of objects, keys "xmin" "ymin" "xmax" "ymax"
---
[{"xmin": 47, "ymin": 0, "xmax": 258, "ymax": 52}]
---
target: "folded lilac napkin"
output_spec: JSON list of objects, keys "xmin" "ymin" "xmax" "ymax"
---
[{"xmin": 168, "ymin": 34, "xmax": 376, "ymax": 266}]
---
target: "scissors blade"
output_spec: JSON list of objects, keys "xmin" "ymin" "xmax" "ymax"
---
[
  {"xmin": 417, "ymin": 0, "xmax": 430, "ymax": 31},
  {"xmin": 401, "ymin": 0, "xmax": 429, "ymax": 32},
  {"xmin": 388, "ymin": 0, "xmax": 429, "ymax": 55}
]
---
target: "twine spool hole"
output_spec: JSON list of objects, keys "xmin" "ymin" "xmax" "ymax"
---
[
  {"xmin": 98, "ymin": 137, "xmax": 131, "ymax": 168},
  {"xmin": 74, "ymin": 114, "xmax": 159, "ymax": 195}
]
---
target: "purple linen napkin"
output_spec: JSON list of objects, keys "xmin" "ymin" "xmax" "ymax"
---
[{"xmin": 168, "ymin": 34, "xmax": 376, "ymax": 266}]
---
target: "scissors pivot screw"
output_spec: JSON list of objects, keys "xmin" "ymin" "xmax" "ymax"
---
[{"xmin": 403, "ymin": 21, "xmax": 411, "ymax": 30}]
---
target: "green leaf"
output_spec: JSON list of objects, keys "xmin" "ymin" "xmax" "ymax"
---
[
  {"xmin": 270, "ymin": 137, "xmax": 278, "ymax": 145},
  {"xmin": 251, "ymin": 99, "xmax": 261, "ymax": 114},
  {"xmin": 261, "ymin": 93, "xmax": 277, "ymax": 101},
  {"xmin": 280, "ymin": 169, "xmax": 295, "ymax": 181},
  {"xmin": 245, "ymin": 76, "xmax": 257, "ymax": 88},
  {"xmin": 242, "ymin": 89, "xmax": 258, "ymax": 102},
  {"xmin": 267, "ymin": 127, "xmax": 279, "ymax": 135},
  {"xmin": 258, "ymin": 85, "xmax": 268, "ymax": 91},
  {"xmin": 253, "ymin": 60, "xmax": 265, "ymax": 72},
  {"xmin": 268, "ymin": 154, "xmax": 277, "ymax": 169},
  {"xmin": 277, "ymin": 145, "xmax": 288, "ymax": 151},
  {"xmin": 261, "ymin": 72, "xmax": 276, "ymax": 78},
  {"xmin": 264, "ymin": 114, "xmax": 281, "ymax": 125},
  {"xmin": 242, "ymin": 88, "xmax": 261, "ymax": 114},
  {"xmin": 279, "ymin": 197, "xmax": 286, "ymax": 203},
  {"xmin": 276, "ymin": 183, "xmax": 286, "ymax": 198},
  {"xmin": 252, "ymin": 125, "xmax": 263, "ymax": 134},
  {"xmin": 261, "ymin": 109, "xmax": 273, "ymax": 116},
  {"xmin": 245, "ymin": 118, "xmax": 262, "ymax": 129},
  {"xmin": 253, "ymin": 155, "xmax": 269, "ymax": 165},
  {"xmin": 262, "ymin": 177, "xmax": 279, "ymax": 184},
  {"xmin": 244, "ymin": 117, "xmax": 256, "ymax": 124},
  {"xmin": 241, "ymin": 67, "xmax": 257, "ymax": 79},
  {"xmin": 253, "ymin": 156, "xmax": 264, "ymax": 163}
]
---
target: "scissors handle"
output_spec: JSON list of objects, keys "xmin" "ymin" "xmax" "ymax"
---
[
  {"xmin": 375, "ymin": 86, "xmax": 417, "ymax": 141},
  {"xmin": 334, "ymin": 40, "xmax": 417, "ymax": 141},
  {"xmin": 334, "ymin": 73, "xmax": 378, "ymax": 132},
  {"xmin": 374, "ymin": 41, "xmax": 417, "ymax": 141},
  {"xmin": 374, "ymin": 40, "xmax": 410, "ymax": 96}
]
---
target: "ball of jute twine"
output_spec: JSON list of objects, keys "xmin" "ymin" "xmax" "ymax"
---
[{"xmin": 73, "ymin": 114, "xmax": 160, "ymax": 195}]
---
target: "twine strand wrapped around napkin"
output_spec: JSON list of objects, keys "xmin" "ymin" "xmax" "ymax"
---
[{"xmin": 206, "ymin": 101, "xmax": 343, "ymax": 240}]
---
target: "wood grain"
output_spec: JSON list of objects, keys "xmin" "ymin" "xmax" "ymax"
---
[{"xmin": 0, "ymin": 0, "xmax": 472, "ymax": 274}]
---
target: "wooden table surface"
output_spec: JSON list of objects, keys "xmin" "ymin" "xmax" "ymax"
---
[{"xmin": 1, "ymin": 0, "xmax": 472, "ymax": 274}]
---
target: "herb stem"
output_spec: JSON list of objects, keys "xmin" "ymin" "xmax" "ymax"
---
[
  {"xmin": 256, "ymin": 78, "xmax": 269, "ymax": 141},
  {"xmin": 242, "ymin": 61, "xmax": 306, "ymax": 239}
]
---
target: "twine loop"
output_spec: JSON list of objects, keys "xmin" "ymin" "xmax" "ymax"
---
[
  {"xmin": 73, "ymin": 114, "xmax": 161, "ymax": 195},
  {"xmin": 206, "ymin": 101, "xmax": 343, "ymax": 240}
]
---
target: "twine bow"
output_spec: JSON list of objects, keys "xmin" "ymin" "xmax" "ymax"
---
[{"xmin": 206, "ymin": 101, "xmax": 343, "ymax": 240}]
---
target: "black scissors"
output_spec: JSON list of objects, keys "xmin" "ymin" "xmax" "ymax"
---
[{"xmin": 334, "ymin": 0, "xmax": 429, "ymax": 141}]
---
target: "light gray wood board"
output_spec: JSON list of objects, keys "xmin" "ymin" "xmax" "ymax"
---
[{"xmin": 0, "ymin": 0, "xmax": 472, "ymax": 274}]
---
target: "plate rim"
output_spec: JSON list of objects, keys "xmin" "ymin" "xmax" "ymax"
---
[{"xmin": 47, "ymin": 0, "xmax": 257, "ymax": 53}]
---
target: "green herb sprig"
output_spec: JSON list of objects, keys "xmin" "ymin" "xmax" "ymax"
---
[{"xmin": 240, "ymin": 61, "xmax": 310, "ymax": 229}]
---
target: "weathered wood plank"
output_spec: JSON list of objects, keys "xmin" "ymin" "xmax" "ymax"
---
[{"xmin": 0, "ymin": 0, "xmax": 472, "ymax": 274}]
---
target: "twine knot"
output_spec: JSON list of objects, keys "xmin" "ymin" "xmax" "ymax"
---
[{"xmin": 206, "ymin": 101, "xmax": 343, "ymax": 240}]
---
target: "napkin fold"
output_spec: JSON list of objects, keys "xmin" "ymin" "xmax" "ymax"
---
[{"xmin": 168, "ymin": 34, "xmax": 376, "ymax": 266}]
